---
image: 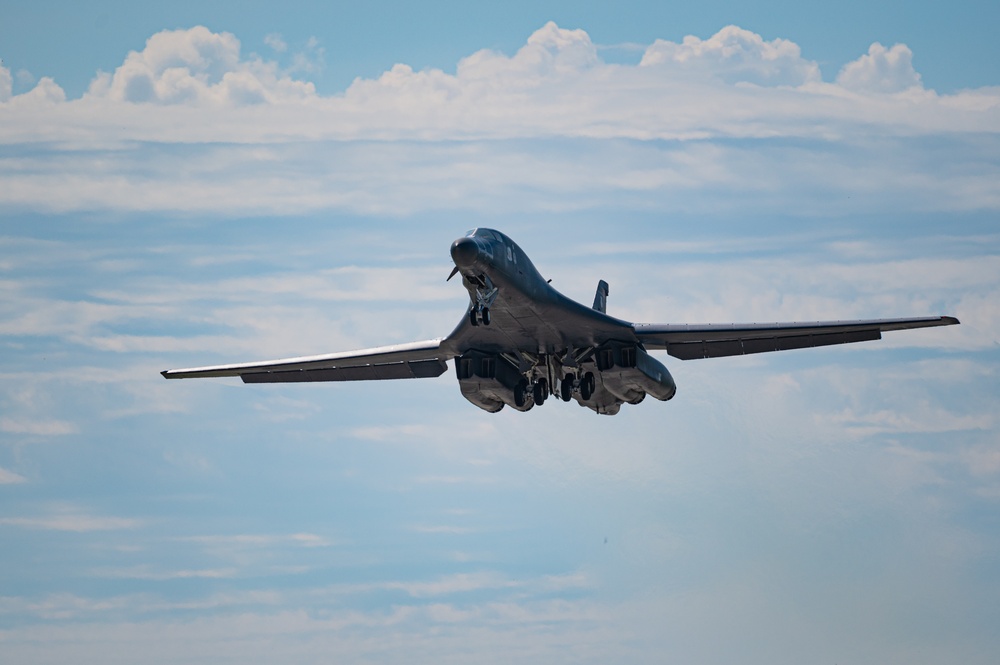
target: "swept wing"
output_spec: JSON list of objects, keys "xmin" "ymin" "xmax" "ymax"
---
[
  {"xmin": 161, "ymin": 339, "xmax": 450, "ymax": 383},
  {"xmin": 633, "ymin": 316, "xmax": 959, "ymax": 360}
]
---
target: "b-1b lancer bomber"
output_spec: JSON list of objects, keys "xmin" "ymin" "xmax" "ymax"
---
[{"xmin": 162, "ymin": 229, "xmax": 959, "ymax": 415}]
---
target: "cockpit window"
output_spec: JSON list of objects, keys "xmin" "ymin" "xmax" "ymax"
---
[{"xmin": 465, "ymin": 229, "xmax": 477, "ymax": 237}]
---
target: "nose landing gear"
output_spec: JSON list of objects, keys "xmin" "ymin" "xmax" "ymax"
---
[
  {"xmin": 469, "ymin": 306, "xmax": 491, "ymax": 327},
  {"xmin": 467, "ymin": 276, "xmax": 498, "ymax": 327}
]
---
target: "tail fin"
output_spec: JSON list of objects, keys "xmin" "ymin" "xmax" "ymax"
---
[{"xmin": 593, "ymin": 280, "xmax": 609, "ymax": 313}]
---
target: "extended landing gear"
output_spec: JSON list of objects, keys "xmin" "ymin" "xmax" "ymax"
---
[
  {"xmin": 579, "ymin": 372, "xmax": 595, "ymax": 401},
  {"xmin": 559, "ymin": 373, "xmax": 595, "ymax": 402},
  {"xmin": 469, "ymin": 306, "xmax": 491, "ymax": 327},
  {"xmin": 467, "ymin": 275, "xmax": 498, "ymax": 327},
  {"xmin": 533, "ymin": 378, "xmax": 548, "ymax": 405},
  {"xmin": 511, "ymin": 353, "xmax": 597, "ymax": 409},
  {"xmin": 514, "ymin": 379, "xmax": 529, "ymax": 408},
  {"xmin": 560, "ymin": 376, "xmax": 573, "ymax": 402},
  {"xmin": 514, "ymin": 377, "xmax": 549, "ymax": 407}
]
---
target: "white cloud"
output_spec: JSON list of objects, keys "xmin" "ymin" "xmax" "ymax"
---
[
  {"xmin": 289, "ymin": 36, "xmax": 325, "ymax": 75},
  {"xmin": 1, "ymin": 23, "xmax": 996, "ymax": 148},
  {"xmin": 15, "ymin": 68, "xmax": 36, "ymax": 88},
  {"xmin": 458, "ymin": 21, "xmax": 599, "ymax": 81},
  {"xmin": 836, "ymin": 42, "xmax": 923, "ymax": 93},
  {"xmin": 1, "ymin": 75, "xmax": 65, "ymax": 107},
  {"xmin": 0, "ymin": 133, "xmax": 996, "ymax": 217},
  {"xmin": 91, "ymin": 566, "xmax": 237, "ymax": 580},
  {"xmin": 91, "ymin": 566, "xmax": 237, "ymax": 582},
  {"xmin": 0, "ymin": 466, "xmax": 26, "ymax": 484},
  {"xmin": 264, "ymin": 33, "xmax": 287, "ymax": 53},
  {"xmin": 0, "ymin": 417, "xmax": 77, "ymax": 436},
  {"xmin": 961, "ymin": 446, "xmax": 1000, "ymax": 477},
  {"xmin": 379, "ymin": 572, "xmax": 521, "ymax": 598},
  {"xmin": 639, "ymin": 25, "xmax": 822, "ymax": 86},
  {"xmin": 0, "ymin": 64, "xmax": 11, "ymax": 101},
  {"xmin": 826, "ymin": 405, "xmax": 993, "ymax": 437},
  {"xmin": 84, "ymin": 26, "xmax": 315, "ymax": 105},
  {"xmin": 0, "ymin": 512, "xmax": 140, "ymax": 532}
]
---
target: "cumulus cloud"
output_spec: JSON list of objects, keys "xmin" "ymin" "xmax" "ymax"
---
[
  {"xmin": 458, "ymin": 21, "xmax": 599, "ymax": 81},
  {"xmin": 1, "ymin": 22, "xmax": 997, "ymax": 146},
  {"xmin": 836, "ymin": 42, "xmax": 923, "ymax": 93},
  {"xmin": 0, "ymin": 62, "xmax": 64, "ymax": 106},
  {"xmin": 639, "ymin": 25, "xmax": 822, "ymax": 86},
  {"xmin": 0, "ymin": 23, "xmax": 997, "ymax": 217},
  {"xmin": 84, "ymin": 26, "xmax": 315, "ymax": 105}
]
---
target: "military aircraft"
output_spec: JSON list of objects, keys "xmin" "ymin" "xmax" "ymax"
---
[{"xmin": 162, "ymin": 228, "xmax": 959, "ymax": 415}]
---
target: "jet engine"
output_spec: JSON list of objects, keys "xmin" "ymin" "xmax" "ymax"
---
[
  {"xmin": 455, "ymin": 350, "xmax": 532, "ymax": 413},
  {"xmin": 593, "ymin": 341, "xmax": 676, "ymax": 405}
]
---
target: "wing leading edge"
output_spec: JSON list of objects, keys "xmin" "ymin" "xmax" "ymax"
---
[
  {"xmin": 633, "ymin": 316, "xmax": 959, "ymax": 360},
  {"xmin": 161, "ymin": 339, "xmax": 450, "ymax": 383}
]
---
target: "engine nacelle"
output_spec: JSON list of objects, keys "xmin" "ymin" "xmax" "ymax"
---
[
  {"xmin": 594, "ymin": 342, "xmax": 676, "ymax": 404},
  {"xmin": 455, "ymin": 350, "xmax": 531, "ymax": 413}
]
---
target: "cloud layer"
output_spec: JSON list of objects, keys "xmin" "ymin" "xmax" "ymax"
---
[
  {"xmin": 0, "ymin": 22, "xmax": 996, "ymax": 220},
  {"xmin": 1, "ymin": 20, "xmax": 997, "ymax": 665},
  {"xmin": 1, "ymin": 22, "xmax": 998, "ymax": 145}
]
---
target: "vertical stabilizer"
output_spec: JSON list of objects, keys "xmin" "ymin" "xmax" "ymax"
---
[{"xmin": 593, "ymin": 280, "xmax": 609, "ymax": 313}]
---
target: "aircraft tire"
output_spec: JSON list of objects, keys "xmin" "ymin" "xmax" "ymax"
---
[
  {"xmin": 533, "ymin": 379, "xmax": 547, "ymax": 405},
  {"xmin": 561, "ymin": 377, "xmax": 573, "ymax": 401},
  {"xmin": 514, "ymin": 380, "xmax": 528, "ymax": 408}
]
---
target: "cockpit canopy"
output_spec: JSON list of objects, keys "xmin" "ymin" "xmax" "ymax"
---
[{"xmin": 465, "ymin": 228, "xmax": 506, "ymax": 243}]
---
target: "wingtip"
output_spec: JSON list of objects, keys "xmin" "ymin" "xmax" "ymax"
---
[{"xmin": 942, "ymin": 316, "xmax": 961, "ymax": 326}]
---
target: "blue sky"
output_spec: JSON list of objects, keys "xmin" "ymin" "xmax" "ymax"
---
[{"xmin": 1, "ymin": 2, "xmax": 999, "ymax": 663}]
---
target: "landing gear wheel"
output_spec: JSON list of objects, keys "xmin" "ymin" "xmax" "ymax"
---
[
  {"xmin": 469, "ymin": 308, "xmax": 479, "ymax": 327},
  {"xmin": 580, "ymin": 372, "xmax": 595, "ymax": 401},
  {"xmin": 533, "ymin": 378, "xmax": 547, "ymax": 405},
  {"xmin": 481, "ymin": 307, "xmax": 491, "ymax": 326},
  {"xmin": 560, "ymin": 376, "xmax": 573, "ymax": 402},
  {"xmin": 514, "ymin": 380, "xmax": 528, "ymax": 408}
]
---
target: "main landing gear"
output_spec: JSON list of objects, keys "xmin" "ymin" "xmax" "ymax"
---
[
  {"xmin": 514, "ymin": 372, "xmax": 595, "ymax": 408},
  {"xmin": 513, "ymin": 377, "xmax": 549, "ymax": 407},
  {"xmin": 558, "ymin": 372, "xmax": 594, "ymax": 401},
  {"xmin": 572, "ymin": 372, "xmax": 596, "ymax": 401}
]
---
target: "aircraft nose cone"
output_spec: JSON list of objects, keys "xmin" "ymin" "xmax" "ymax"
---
[{"xmin": 451, "ymin": 236, "xmax": 481, "ymax": 270}]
